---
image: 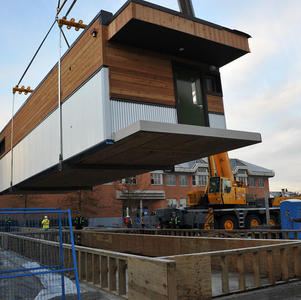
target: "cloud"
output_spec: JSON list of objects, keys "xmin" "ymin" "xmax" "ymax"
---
[{"xmin": 223, "ymin": 0, "xmax": 301, "ymax": 192}]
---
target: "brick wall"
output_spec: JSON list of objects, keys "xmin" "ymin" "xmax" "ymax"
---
[
  {"xmin": 247, "ymin": 177, "xmax": 270, "ymax": 199},
  {"xmin": 0, "ymin": 172, "xmax": 271, "ymax": 218}
]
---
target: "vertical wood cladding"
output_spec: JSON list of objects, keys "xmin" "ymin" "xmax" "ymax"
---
[
  {"xmin": 206, "ymin": 95, "xmax": 224, "ymax": 114},
  {"xmin": 0, "ymin": 19, "xmax": 104, "ymax": 158}
]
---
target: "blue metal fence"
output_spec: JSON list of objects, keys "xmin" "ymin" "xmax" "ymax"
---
[{"xmin": 0, "ymin": 208, "xmax": 81, "ymax": 299}]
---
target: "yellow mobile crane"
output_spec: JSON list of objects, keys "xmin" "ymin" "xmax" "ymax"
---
[{"xmin": 187, "ymin": 152, "xmax": 279, "ymax": 229}]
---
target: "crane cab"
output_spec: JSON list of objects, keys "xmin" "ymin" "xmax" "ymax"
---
[{"xmin": 208, "ymin": 177, "xmax": 246, "ymax": 205}]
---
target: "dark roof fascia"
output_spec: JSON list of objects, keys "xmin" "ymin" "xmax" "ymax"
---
[{"xmin": 111, "ymin": 0, "xmax": 251, "ymax": 38}]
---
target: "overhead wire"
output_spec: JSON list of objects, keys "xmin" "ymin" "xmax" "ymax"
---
[
  {"xmin": 56, "ymin": 0, "xmax": 68, "ymax": 17},
  {"xmin": 59, "ymin": 26, "xmax": 70, "ymax": 48},
  {"xmin": 64, "ymin": 0, "xmax": 77, "ymax": 18},
  {"xmin": 17, "ymin": 19, "xmax": 56, "ymax": 86}
]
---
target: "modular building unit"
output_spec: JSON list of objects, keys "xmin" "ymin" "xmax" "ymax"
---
[{"xmin": 0, "ymin": 0, "xmax": 261, "ymax": 194}]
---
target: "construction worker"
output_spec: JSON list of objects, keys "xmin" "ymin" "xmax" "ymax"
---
[
  {"xmin": 5, "ymin": 217, "xmax": 13, "ymax": 232},
  {"xmin": 74, "ymin": 215, "xmax": 85, "ymax": 230},
  {"xmin": 41, "ymin": 216, "xmax": 50, "ymax": 230},
  {"xmin": 169, "ymin": 212, "xmax": 180, "ymax": 229},
  {"xmin": 123, "ymin": 216, "xmax": 132, "ymax": 228}
]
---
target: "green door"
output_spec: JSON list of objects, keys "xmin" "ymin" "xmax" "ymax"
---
[{"xmin": 175, "ymin": 67, "xmax": 207, "ymax": 126}]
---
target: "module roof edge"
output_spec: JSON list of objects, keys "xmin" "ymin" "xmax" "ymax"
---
[
  {"xmin": 110, "ymin": 0, "xmax": 251, "ymax": 39},
  {"xmin": 113, "ymin": 120, "xmax": 262, "ymax": 143}
]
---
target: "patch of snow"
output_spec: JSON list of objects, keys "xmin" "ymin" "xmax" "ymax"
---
[{"xmin": 22, "ymin": 261, "xmax": 77, "ymax": 300}]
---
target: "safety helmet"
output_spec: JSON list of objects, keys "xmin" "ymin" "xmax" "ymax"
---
[{"xmin": 44, "ymin": 216, "xmax": 48, "ymax": 218}]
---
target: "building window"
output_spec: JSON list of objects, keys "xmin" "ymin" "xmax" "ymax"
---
[
  {"xmin": 205, "ymin": 75, "xmax": 222, "ymax": 94},
  {"xmin": 249, "ymin": 177, "xmax": 255, "ymax": 187},
  {"xmin": 258, "ymin": 177, "xmax": 264, "ymax": 188},
  {"xmin": 0, "ymin": 138, "xmax": 5, "ymax": 156},
  {"xmin": 179, "ymin": 175, "xmax": 188, "ymax": 186},
  {"xmin": 166, "ymin": 174, "xmax": 176, "ymax": 186},
  {"xmin": 119, "ymin": 176, "xmax": 137, "ymax": 185},
  {"xmin": 192, "ymin": 175, "xmax": 208, "ymax": 186},
  {"xmin": 174, "ymin": 65, "xmax": 207, "ymax": 127},
  {"xmin": 151, "ymin": 173, "xmax": 163, "ymax": 185},
  {"xmin": 167, "ymin": 199, "xmax": 178, "ymax": 208},
  {"xmin": 237, "ymin": 177, "xmax": 248, "ymax": 186},
  {"xmin": 179, "ymin": 199, "xmax": 187, "ymax": 208},
  {"xmin": 197, "ymin": 167, "xmax": 208, "ymax": 173},
  {"xmin": 237, "ymin": 169, "xmax": 247, "ymax": 175},
  {"xmin": 199, "ymin": 175, "xmax": 208, "ymax": 186}
]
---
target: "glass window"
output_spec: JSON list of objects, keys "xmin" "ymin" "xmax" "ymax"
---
[
  {"xmin": 180, "ymin": 199, "xmax": 187, "ymax": 207},
  {"xmin": 151, "ymin": 173, "xmax": 163, "ymax": 185},
  {"xmin": 0, "ymin": 138, "xmax": 5, "ymax": 156},
  {"xmin": 199, "ymin": 175, "xmax": 208, "ymax": 187},
  {"xmin": 197, "ymin": 167, "xmax": 208, "ymax": 173},
  {"xmin": 174, "ymin": 66, "xmax": 207, "ymax": 127},
  {"xmin": 223, "ymin": 179, "xmax": 232, "ymax": 193},
  {"xmin": 192, "ymin": 175, "xmax": 198, "ymax": 186},
  {"xmin": 249, "ymin": 177, "xmax": 255, "ymax": 187},
  {"xmin": 119, "ymin": 176, "xmax": 136, "ymax": 185},
  {"xmin": 179, "ymin": 175, "xmax": 188, "ymax": 186},
  {"xmin": 209, "ymin": 177, "xmax": 220, "ymax": 193},
  {"xmin": 205, "ymin": 75, "xmax": 222, "ymax": 94},
  {"xmin": 258, "ymin": 177, "xmax": 264, "ymax": 188},
  {"xmin": 237, "ymin": 177, "xmax": 248, "ymax": 186},
  {"xmin": 167, "ymin": 199, "xmax": 178, "ymax": 208},
  {"xmin": 166, "ymin": 174, "xmax": 176, "ymax": 186}
]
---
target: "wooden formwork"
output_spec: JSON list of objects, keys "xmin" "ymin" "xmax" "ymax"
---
[{"xmin": 1, "ymin": 230, "xmax": 301, "ymax": 299}]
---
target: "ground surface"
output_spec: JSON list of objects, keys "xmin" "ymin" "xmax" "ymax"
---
[
  {"xmin": 0, "ymin": 249, "xmax": 122, "ymax": 300},
  {"xmin": 218, "ymin": 280, "xmax": 301, "ymax": 299}
]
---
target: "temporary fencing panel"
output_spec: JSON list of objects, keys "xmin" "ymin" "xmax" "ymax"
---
[{"xmin": 0, "ymin": 208, "xmax": 81, "ymax": 299}]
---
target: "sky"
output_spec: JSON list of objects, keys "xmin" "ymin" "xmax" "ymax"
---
[{"xmin": 0, "ymin": 0, "xmax": 300, "ymax": 192}]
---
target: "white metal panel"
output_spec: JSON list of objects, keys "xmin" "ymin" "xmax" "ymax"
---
[
  {"xmin": 209, "ymin": 113, "xmax": 227, "ymax": 129},
  {"xmin": 62, "ymin": 68, "xmax": 110, "ymax": 160},
  {"xmin": 0, "ymin": 152, "xmax": 11, "ymax": 192},
  {"xmin": 13, "ymin": 109, "xmax": 59, "ymax": 186},
  {"xmin": 110, "ymin": 100, "xmax": 178, "ymax": 133}
]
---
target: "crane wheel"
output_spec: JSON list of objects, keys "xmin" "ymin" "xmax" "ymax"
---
[
  {"xmin": 219, "ymin": 215, "xmax": 238, "ymax": 230},
  {"xmin": 246, "ymin": 214, "xmax": 261, "ymax": 229},
  {"xmin": 264, "ymin": 215, "xmax": 278, "ymax": 227}
]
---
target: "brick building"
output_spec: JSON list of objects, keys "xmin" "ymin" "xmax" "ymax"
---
[{"xmin": 0, "ymin": 158, "xmax": 274, "ymax": 224}]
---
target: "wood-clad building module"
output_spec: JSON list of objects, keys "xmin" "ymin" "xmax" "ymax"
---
[{"xmin": 0, "ymin": 0, "xmax": 260, "ymax": 194}]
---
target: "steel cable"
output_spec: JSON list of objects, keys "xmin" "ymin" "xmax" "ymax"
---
[{"xmin": 17, "ymin": 19, "xmax": 56, "ymax": 86}]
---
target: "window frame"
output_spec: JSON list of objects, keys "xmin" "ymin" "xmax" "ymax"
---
[
  {"xmin": 0, "ymin": 138, "xmax": 5, "ymax": 156},
  {"xmin": 151, "ymin": 173, "xmax": 163, "ymax": 185},
  {"xmin": 167, "ymin": 198, "xmax": 178, "ymax": 208},
  {"xmin": 248, "ymin": 176, "xmax": 256, "ymax": 188},
  {"xmin": 166, "ymin": 174, "xmax": 176, "ymax": 186},
  {"xmin": 258, "ymin": 177, "xmax": 264, "ymax": 188},
  {"xmin": 179, "ymin": 174, "xmax": 188, "ymax": 186}
]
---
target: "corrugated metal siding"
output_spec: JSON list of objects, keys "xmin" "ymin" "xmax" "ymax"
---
[
  {"xmin": 13, "ymin": 109, "xmax": 59, "ymax": 186},
  {"xmin": 0, "ymin": 152, "xmax": 11, "ymax": 192},
  {"xmin": 5, "ymin": 68, "xmax": 110, "ymax": 189},
  {"xmin": 110, "ymin": 100, "xmax": 178, "ymax": 133},
  {"xmin": 63, "ymin": 68, "xmax": 110, "ymax": 159},
  {"xmin": 209, "ymin": 113, "xmax": 227, "ymax": 129}
]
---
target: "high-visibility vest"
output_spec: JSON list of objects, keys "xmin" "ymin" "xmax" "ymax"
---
[{"xmin": 42, "ymin": 218, "xmax": 50, "ymax": 229}]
